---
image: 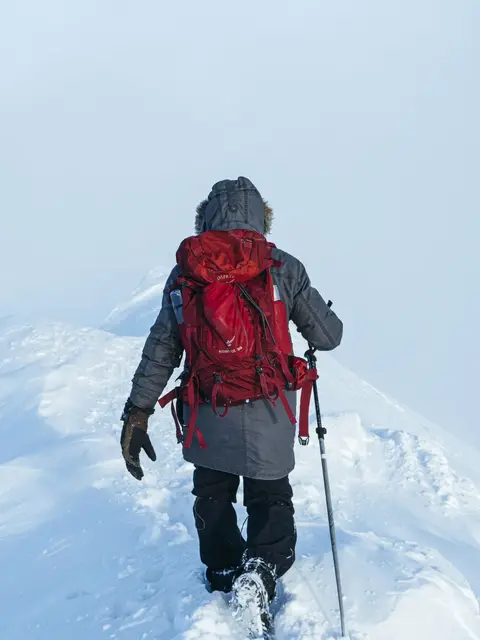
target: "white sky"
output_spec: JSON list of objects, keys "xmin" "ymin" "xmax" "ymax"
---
[{"xmin": 1, "ymin": 0, "xmax": 478, "ymax": 445}]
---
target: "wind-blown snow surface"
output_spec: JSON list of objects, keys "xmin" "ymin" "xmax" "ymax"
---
[
  {"xmin": 1, "ymin": 286, "xmax": 480, "ymax": 640},
  {"xmin": 102, "ymin": 267, "xmax": 168, "ymax": 337}
]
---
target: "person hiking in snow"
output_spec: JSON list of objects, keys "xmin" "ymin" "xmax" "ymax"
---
[{"xmin": 120, "ymin": 177, "xmax": 343, "ymax": 625}]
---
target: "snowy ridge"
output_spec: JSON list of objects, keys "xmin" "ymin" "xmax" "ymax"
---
[
  {"xmin": 1, "ymin": 282, "xmax": 480, "ymax": 639},
  {"xmin": 102, "ymin": 267, "xmax": 169, "ymax": 337}
]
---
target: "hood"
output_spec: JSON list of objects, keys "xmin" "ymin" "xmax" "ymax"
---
[{"xmin": 195, "ymin": 177, "xmax": 273, "ymax": 235}]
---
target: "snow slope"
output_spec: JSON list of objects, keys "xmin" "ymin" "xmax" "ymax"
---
[
  {"xmin": 102, "ymin": 267, "xmax": 168, "ymax": 337},
  {"xmin": 1, "ymin": 283, "xmax": 480, "ymax": 640}
]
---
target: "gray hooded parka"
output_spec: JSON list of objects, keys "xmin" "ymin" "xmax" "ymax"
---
[{"xmin": 129, "ymin": 177, "xmax": 343, "ymax": 480}]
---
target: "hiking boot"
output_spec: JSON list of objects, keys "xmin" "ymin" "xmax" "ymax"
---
[
  {"xmin": 231, "ymin": 558, "xmax": 276, "ymax": 637},
  {"xmin": 205, "ymin": 566, "xmax": 239, "ymax": 594},
  {"xmin": 240, "ymin": 558, "xmax": 276, "ymax": 601}
]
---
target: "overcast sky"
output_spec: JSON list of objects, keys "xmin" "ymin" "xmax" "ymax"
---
[{"xmin": 1, "ymin": 0, "xmax": 478, "ymax": 445}]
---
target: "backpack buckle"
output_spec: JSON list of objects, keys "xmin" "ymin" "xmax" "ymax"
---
[
  {"xmin": 298, "ymin": 436, "xmax": 310, "ymax": 446},
  {"xmin": 255, "ymin": 355, "xmax": 264, "ymax": 375}
]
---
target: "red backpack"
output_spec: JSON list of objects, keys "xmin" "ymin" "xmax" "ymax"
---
[{"xmin": 159, "ymin": 230, "xmax": 318, "ymax": 449}]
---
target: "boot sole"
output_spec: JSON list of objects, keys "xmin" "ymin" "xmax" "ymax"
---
[{"xmin": 231, "ymin": 573, "xmax": 273, "ymax": 638}]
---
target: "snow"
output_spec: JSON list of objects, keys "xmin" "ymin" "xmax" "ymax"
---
[
  {"xmin": 1, "ymin": 282, "xmax": 480, "ymax": 639},
  {"xmin": 102, "ymin": 267, "xmax": 168, "ymax": 337}
]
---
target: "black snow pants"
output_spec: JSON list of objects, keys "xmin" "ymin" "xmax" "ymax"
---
[{"xmin": 192, "ymin": 466, "xmax": 297, "ymax": 579}]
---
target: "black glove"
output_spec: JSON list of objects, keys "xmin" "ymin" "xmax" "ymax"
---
[{"xmin": 120, "ymin": 401, "xmax": 156, "ymax": 481}]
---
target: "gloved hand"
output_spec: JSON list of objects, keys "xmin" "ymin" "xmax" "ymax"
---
[{"xmin": 120, "ymin": 401, "xmax": 157, "ymax": 480}]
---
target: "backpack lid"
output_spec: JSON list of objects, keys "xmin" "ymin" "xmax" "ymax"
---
[{"xmin": 177, "ymin": 230, "xmax": 274, "ymax": 285}]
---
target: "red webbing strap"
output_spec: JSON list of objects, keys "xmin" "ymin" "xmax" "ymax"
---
[
  {"xmin": 196, "ymin": 428, "xmax": 207, "ymax": 449},
  {"xmin": 183, "ymin": 376, "xmax": 207, "ymax": 450},
  {"xmin": 258, "ymin": 371, "xmax": 274, "ymax": 405},
  {"xmin": 298, "ymin": 368, "xmax": 319, "ymax": 441},
  {"xmin": 158, "ymin": 389, "xmax": 176, "ymax": 408},
  {"xmin": 277, "ymin": 386, "xmax": 297, "ymax": 426},
  {"xmin": 211, "ymin": 381, "xmax": 229, "ymax": 418},
  {"xmin": 158, "ymin": 389, "xmax": 183, "ymax": 444},
  {"xmin": 184, "ymin": 377, "xmax": 199, "ymax": 449},
  {"xmin": 276, "ymin": 351, "xmax": 295, "ymax": 386},
  {"xmin": 265, "ymin": 370, "xmax": 279, "ymax": 402}
]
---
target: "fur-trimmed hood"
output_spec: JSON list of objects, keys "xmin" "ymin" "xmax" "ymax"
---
[{"xmin": 195, "ymin": 177, "xmax": 273, "ymax": 236}]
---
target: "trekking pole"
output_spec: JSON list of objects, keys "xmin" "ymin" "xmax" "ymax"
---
[{"xmin": 305, "ymin": 338, "xmax": 348, "ymax": 639}]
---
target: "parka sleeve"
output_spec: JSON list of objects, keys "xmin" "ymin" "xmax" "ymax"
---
[
  {"xmin": 128, "ymin": 267, "xmax": 184, "ymax": 411},
  {"xmin": 290, "ymin": 262, "xmax": 343, "ymax": 351}
]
